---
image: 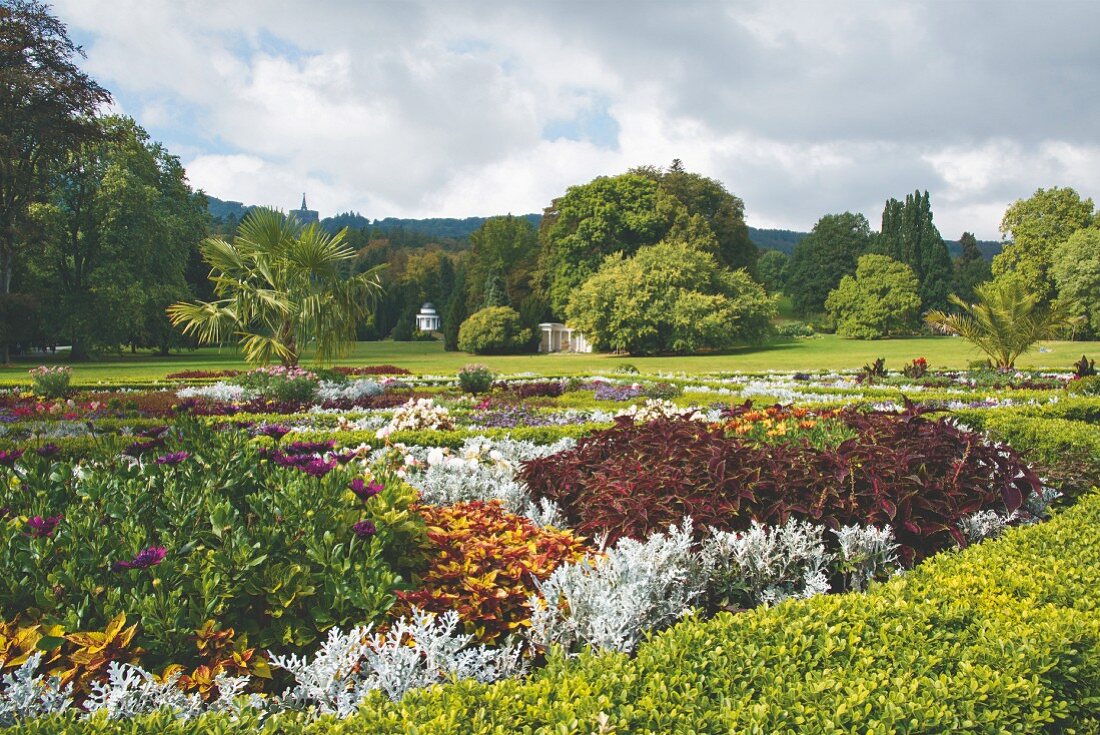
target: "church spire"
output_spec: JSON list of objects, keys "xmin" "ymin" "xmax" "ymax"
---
[{"xmin": 301, "ymin": 193, "xmax": 308, "ymax": 210}]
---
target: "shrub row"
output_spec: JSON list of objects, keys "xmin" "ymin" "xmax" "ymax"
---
[{"xmin": 12, "ymin": 489, "xmax": 1100, "ymax": 734}]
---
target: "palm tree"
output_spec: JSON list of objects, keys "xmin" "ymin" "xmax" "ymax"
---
[
  {"xmin": 168, "ymin": 208, "xmax": 385, "ymax": 366},
  {"xmin": 925, "ymin": 278, "xmax": 1078, "ymax": 370}
]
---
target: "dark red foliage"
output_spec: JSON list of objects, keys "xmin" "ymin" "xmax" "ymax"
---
[
  {"xmin": 520, "ymin": 409, "xmax": 1040, "ymax": 566},
  {"xmin": 497, "ymin": 381, "xmax": 565, "ymax": 399}
]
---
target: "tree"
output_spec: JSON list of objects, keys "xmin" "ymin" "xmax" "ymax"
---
[
  {"xmin": 537, "ymin": 173, "xmax": 666, "ymax": 316},
  {"xmin": 1051, "ymin": 227, "xmax": 1100, "ymax": 338},
  {"xmin": 168, "ymin": 208, "xmax": 385, "ymax": 366},
  {"xmin": 951, "ymin": 231, "xmax": 991, "ymax": 305},
  {"xmin": 824, "ymin": 254, "xmax": 921, "ymax": 339},
  {"xmin": 565, "ymin": 238, "xmax": 775, "ymax": 356},
  {"xmin": 442, "ymin": 264, "xmax": 467, "ymax": 351},
  {"xmin": 756, "ymin": 249, "xmax": 789, "ymax": 294},
  {"xmin": 876, "ymin": 190, "xmax": 953, "ymax": 311},
  {"xmin": 28, "ymin": 116, "xmax": 204, "ymax": 358},
  {"xmin": 786, "ymin": 212, "xmax": 872, "ymax": 317},
  {"xmin": 457, "ymin": 306, "xmax": 531, "ymax": 354},
  {"xmin": 0, "ymin": 1, "xmax": 111, "ymax": 296},
  {"xmin": 992, "ymin": 187, "xmax": 1095, "ymax": 302},
  {"xmin": 925, "ymin": 276, "xmax": 1079, "ymax": 370},
  {"xmin": 635, "ymin": 163, "xmax": 758, "ymax": 272},
  {"xmin": 465, "ymin": 215, "xmax": 538, "ymax": 312}
]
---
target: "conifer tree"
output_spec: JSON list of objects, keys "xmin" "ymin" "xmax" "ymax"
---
[{"xmin": 877, "ymin": 190, "xmax": 953, "ymax": 312}]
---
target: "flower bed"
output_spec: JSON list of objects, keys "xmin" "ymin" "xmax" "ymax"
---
[{"xmin": 0, "ymin": 365, "xmax": 1095, "ymax": 728}]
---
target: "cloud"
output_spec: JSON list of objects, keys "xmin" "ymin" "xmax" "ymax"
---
[{"xmin": 55, "ymin": 0, "xmax": 1100, "ymax": 238}]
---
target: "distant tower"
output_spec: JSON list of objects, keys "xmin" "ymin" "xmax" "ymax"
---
[{"xmin": 288, "ymin": 192, "xmax": 319, "ymax": 224}]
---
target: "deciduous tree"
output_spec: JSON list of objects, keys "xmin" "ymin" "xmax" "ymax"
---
[
  {"xmin": 825, "ymin": 254, "xmax": 921, "ymax": 339},
  {"xmin": 786, "ymin": 212, "xmax": 871, "ymax": 317},
  {"xmin": 992, "ymin": 187, "xmax": 1094, "ymax": 302},
  {"xmin": 565, "ymin": 238, "xmax": 774, "ymax": 356}
]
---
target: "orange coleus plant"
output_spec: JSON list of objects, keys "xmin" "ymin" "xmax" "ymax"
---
[
  {"xmin": 61, "ymin": 612, "xmax": 143, "ymax": 689},
  {"xmin": 397, "ymin": 501, "xmax": 589, "ymax": 643},
  {"xmin": 161, "ymin": 620, "xmax": 271, "ymax": 698}
]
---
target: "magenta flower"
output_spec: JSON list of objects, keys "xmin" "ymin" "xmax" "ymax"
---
[
  {"xmin": 350, "ymin": 478, "xmax": 384, "ymax": 502},
  {"xmin": 155, "ymin": 451, "xmax": 190, "ymax": 466},
  {"xmin": 283, "ymin": 440, "xmax": 335, "ymax": 456},
  {"xmin": 352, "ymin": 519, "xmax": 376, "ymax": 538},
  {"xmin": 301, "ymin": 458, "xmax": 336, "ymax": 478},
  {"xmin": 0, "ymin": 449, "xmax": 24, "ymax": 467},
  {"xmin": 255, "ymin": 424, "xmax": 291, "ymax": 441},
  {"xmin": 113, "ymin": 545, "xmax": 167, "ymax": 572},
  {"xmin": 35, "ymin": 444, "xmax": 60, "ymax": 459},
  {"xmin": 123, "ymin": 439, "xmax": 164, "ymax": 457},
  {"xmin": 26, "ymin": 515, "xmax": 61, "ymax": 538}
]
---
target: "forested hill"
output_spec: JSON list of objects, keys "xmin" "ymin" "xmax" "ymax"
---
[
  {"xmin": 205, "ymin": 196, "xmax": 1000, "ymax": 259},
  {"xmin": 750, "ymin": 226, "xmax": 1002, "ymax": 261}
]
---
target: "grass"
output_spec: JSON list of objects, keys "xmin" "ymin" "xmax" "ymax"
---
[{"xmin": 0, "ymin": 335, "xmax": 1093, "ymax": 384}]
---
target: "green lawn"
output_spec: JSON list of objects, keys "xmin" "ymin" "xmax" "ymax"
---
[{"xmin": 0, "ymin": 335, "xmax": 1093, "ymax": 384}]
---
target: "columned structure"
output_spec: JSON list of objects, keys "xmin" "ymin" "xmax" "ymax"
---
[
  {"xmin": 415, "ymin": 303, "xmax": 441, "ymax": 332},
  {"xmin": 538, "ymin": 323, "xmax": 592, "ymax": 353}
]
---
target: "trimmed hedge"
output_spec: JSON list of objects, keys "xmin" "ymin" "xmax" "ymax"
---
[
  {"xmin": 10, "ymin": 490, "xmax": 1100, "ymax": 733},
  {"xmin": 954, "ymin": 411, "xmax": 1100, "ymax": 500},
  {"xmin": 283, "ymin": 422, "xmax": 613, "ymax": 450}
]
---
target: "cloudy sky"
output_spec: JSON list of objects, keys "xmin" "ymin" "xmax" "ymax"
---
[{"xmin": 55, "ymin": 0, "xmax": 1100, "ymax": 239}]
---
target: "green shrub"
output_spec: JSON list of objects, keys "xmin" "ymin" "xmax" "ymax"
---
[
  {"xmin": 456, "ymin": 364, "xmax": 494, "ymax": 394},
  {"xmin": 19, "ymin": 490, "xmax": 1100, "ymax": 733},
  {"xmin": 457, "ymin": 307, "xmax": 531, "ymax": 354},
  {"xmin": 28, "ymin": 366, "xmax": 71, "ymax": 398},
  {"xmin": 1068, "ymin": 375, "xmax": 1100, "ymax": 396},
  {"xmin": 0, "ymin": 417, "xmax": 424, "ymax": 668}
]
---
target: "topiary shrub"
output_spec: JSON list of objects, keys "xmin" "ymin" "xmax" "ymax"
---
[{"xmin": 457, "ymin": 307, "xmax": 531, "ymax": 355}]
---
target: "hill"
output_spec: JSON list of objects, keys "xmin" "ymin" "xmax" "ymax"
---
[{"xmin": 204, "ymin": 197, "xmax": 1000, "ymax": 259}]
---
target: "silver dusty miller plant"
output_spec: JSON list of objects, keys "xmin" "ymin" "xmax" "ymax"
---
[
  {"xmin": 1, "ymin": 610, "xmax": 524, "ymax": 724},
  {"xmin": 957, "ymin": 509, "xmax": 1021, "ymax": 544},
  {"xmin": 528, "ymin": 520, "xmax": 704, "ymax": 654},
  {"xmin": 404, "ymin": 437, "xmax": 572, "ymax": 527},
  {"xmin": 0, "ymin": 654, "xmax": 72, "ymax": 726},
  {"xmin": 833, "ymin": 524, "xmax": 899, "ymax": 592},
  {"xmin": 270, "ymin": 608, "xmax": 526, "ymax": 718},
  {"xmin": 701, "ymin": 518, "xmax": 831, "ymax": 607}
]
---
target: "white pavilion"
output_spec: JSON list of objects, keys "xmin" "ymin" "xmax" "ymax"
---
[
  {"xmin": 537, "ymin": 323, "xmax": 592, "ymax": 353},
  {"xmin": 415, "ymin": 303, "xmax": 441, "ymax": 332}
]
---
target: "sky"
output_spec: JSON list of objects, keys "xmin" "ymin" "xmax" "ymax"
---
[{"xmin": 54, "ymin": 0, "xmax": 1100, "ymax": 240}]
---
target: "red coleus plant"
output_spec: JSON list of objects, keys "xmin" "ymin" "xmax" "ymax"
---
[
  {"xmin": 395, "ymin": 501, "xmax": 588, "ymax": 643},
  {"xmin": 521, "ymin": 407, "xmax": 1039, "ymax": 566}
]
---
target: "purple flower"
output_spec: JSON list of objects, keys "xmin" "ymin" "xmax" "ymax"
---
[
  {"xmin": 282, "ymin": 440, "xmax": 335, "ymax": 456},
  {"xmin": 123, "ymin": 438, "xmax": 164, "ymax": 457},
  {"xmin": 352, "ymin": 519, "xmax": 376, "ymax": 538},
  {"xmin": 26, "ymin": 515, "xmax": 61, "ymax": 538},
  {"xmin": 137, "ymin": 426, "xmax": 170, "ymax": 439},
  {"xmin": 350, "ymin": 478, "xmax": 383, "ymax": 501},
  {"xmin": 300, "ymin": 458, "xmax": 336, "ymax": 478},
  {"xmin": 255, "ymin": 424, "xmax": 291, "ymax": 441},
  {"xmin": 35, "ymin": 444, "xmax": 61, "ymax": 459},
  {"xmin": 155, "ymin": 451, "xmax": 190, "ymax": 466},
  {"xmin": 0, "ymin": 449, "xmax": 25, "ymax": 467},
  {"xmin": 113, "ymin": 545, "xmax": 167, "ymax": 572}
]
